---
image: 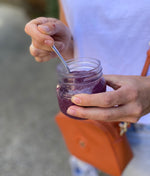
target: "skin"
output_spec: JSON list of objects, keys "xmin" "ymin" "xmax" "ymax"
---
[
  {"xmin": 67, "ymin": 75, "xmax": 150, "ymax": 123},
  {"xmin": 25, "ymin": 17, "xmax": 150, "ymax": 123},
  {"xmin": 24, "ymin": 17, "xmax": 74, "ymax": 62}
]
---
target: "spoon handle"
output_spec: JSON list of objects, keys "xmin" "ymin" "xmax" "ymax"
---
[{"xmin": 51, "ymin": 45, "xmax": 70, "ymax": 73}]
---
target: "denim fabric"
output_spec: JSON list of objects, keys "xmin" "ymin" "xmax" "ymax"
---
[
  {"xmin": 70, "ymin": 124, "xmax": 150, "ymax": 176},
  {"xmin": 123, "ymin": 124, "xmax": 150, "ymax": 176}
]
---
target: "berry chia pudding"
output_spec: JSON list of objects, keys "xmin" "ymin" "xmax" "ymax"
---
[{"xmin": 56, "ymin": 58, "xmax": 106, "ymax": 120}]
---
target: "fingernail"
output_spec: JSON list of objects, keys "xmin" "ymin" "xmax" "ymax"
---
[
  {"xmin": 72, "ymin": 96, "xmax": 81, "ymax": 105},
  {"xmin": 67, "ymin": 107, "xmax": 76, "ymax": 115},
  {"xmin": 44, "ymin": 40, "xmax": 53, "ymax": 46},
  {"xmin": 38, "ymin": 25, "xmax": 50, "ymax": 33}
]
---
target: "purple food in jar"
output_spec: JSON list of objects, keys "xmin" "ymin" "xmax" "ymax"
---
[{"xmin": 56, "ymin": 58, "xmax": 106, "ymax": 120}]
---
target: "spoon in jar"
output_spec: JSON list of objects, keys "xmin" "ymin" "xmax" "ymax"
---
[{"xmin": 51, "ymin": 45, "xmax": 70, "ymax": 73}]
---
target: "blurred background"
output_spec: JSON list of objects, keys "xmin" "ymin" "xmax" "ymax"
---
[{"xmin": 0, "ymin": 0, "xmax": 71, "ymax": 176}]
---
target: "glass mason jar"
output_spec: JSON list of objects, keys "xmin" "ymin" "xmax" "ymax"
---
[{"xmin": 56, "ymin": 58, "xmax": 106, "ymax": 120}]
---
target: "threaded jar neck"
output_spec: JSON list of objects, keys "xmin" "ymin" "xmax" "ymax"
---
[{"xmin": 57, "ymin": 58, "xmax": 103, "ymax": 84}]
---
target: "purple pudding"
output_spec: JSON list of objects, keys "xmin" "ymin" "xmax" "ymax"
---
[{"xmin": 56, "ymin": 69, "xmax": 106, "ymax": 120}]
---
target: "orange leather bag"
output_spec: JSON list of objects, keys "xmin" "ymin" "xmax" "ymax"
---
[
  {"xmin": 55, "ymin": 50, "xmax": 150, "ymax": 176},
  {"xmin": 56, "ymin": 113, "xmax": 133, "ymax": 176}
]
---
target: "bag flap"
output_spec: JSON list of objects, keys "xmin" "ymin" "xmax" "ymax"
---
[{"xmin": 55, "ymin": 112, "xmax": 133, "ymax": 176}]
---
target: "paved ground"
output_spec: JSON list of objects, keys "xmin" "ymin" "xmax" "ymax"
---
[{"xmin": 0, "ymin": 3, "xmax": 71, "ymax": 176}]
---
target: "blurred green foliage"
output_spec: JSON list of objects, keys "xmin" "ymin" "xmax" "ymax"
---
[
  {"xmin": 0, "ymin": 0, "xmax": 59, "ymax": 19},
  {"xmin": 46, "ymin": 0, "xmax": 59, "ymax": 18}
]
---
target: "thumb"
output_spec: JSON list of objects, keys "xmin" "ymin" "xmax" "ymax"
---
[
  {"xmin": 38, "ymin": 20, "xmax": 65, "ymax": 36},
  {"xmin": 104, "ymin": 75, "xmax": 122, "ymax": 90},
  {"xmin": 38, "ymin": 23, "xmax": 55, "ymax": 35}
]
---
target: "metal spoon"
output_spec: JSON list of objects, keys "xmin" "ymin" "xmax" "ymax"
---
[{"xmin": 51, "ymin": 45, "xmax": 70, "ymax": 73}]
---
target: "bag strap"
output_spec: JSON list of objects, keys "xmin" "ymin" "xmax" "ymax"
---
[{"xmin": 141, "ymin": 48, "xmax": 150, "ymax": 76}]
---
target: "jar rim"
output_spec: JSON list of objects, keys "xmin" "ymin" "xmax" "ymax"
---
[{"xmin": 57, "ymin": 57, "xmax": 102, "ymax": 78}]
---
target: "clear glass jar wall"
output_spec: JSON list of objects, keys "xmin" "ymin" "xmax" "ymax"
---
[{"xmin": 56, "ymin": 58, "xmax": 106, "ymax": 120}]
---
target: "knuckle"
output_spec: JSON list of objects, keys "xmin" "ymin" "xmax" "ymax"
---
[
  {"xmin": 128, "ymin": 86, "xmax": 138, "ymax": 101},
  {"xmin": 34, "ymin": 37, "xmax": 47, "ymax": 46},
  {"xmin": 133, "ymin": 103, "xmax": 143, "ymax": 117},
  {"xmin": 130, "ymin": 117, "xmax": 139, "ymax": 123},
  {"xmin": 37, "ymin": 38, "xmax": 45, "ymax": 45},
  {"xmin": 24, "ymin": 23, "xmax": 30, "ymax": 34},
  {"xmin": 35, "ymin": 57, "xmax": 43, "ymax": 62},
  {"xmin": 42, "ymin": 55, "xmax": 51, "ymax": 62},
  {"xmin": 32, "ymin": 41, "xmax": 42, "ymax": 49},
  {"xmin": 32, "ymin": 41, "xmax": 38, "ymax": 48},
  {"xmin": 36, "ymin": 17, "xmax": 48, "ymax": 23},
  {"xmin": 102, "ymin": 111, "xmax": 112, "ymax": 121},
  {"xmin": 30, "ymin": 45, "xmax": 39, "ymax": 56},
  {"xmin": 103, "ymin": 95, "xmax": 113, "ymax": 107}
]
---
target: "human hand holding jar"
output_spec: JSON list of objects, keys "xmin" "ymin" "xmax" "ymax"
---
[
  {"xmin": 67, "ymin": 75, "xmax": 150, "ymax": 123},
  {"xmin": 56, "ymin": 58, "xmax": 106, "ymax": 120}
]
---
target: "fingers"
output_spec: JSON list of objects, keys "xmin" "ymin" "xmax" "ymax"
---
[
  {"xmin": 25, "ymin": 17, "xmax": 67, "ymax": 40},
  {"xmin": 71, "ymin": 74, "xmax": 139, "ymax": 108},
  {"xmin": 26, "ymin": 17, "xmax": 49, "ymax": 25},
  {"xmin": 71, "ymin": 88, "xmax": 132, "ymax": 108},
  {"xmin": 30, "ymin": 44, "xmax": 53, "ymax": 62},
  {"xmin": 67, "ymin": 105, "xmax": 124, "ymax": 121},
  {"xmin": 25, "ymin": 23, "xmax": 54, "ymax": 53},
  {"xmin": 38, "ymin": 20, "xmax": 65, "ymax": 36},
  {"xmin": 67, "ymin": 103, "xmax": 139, "ymax": 123},
  {"xmin": 25, "ymin": 17, "xmax": 70, "ymax": 61},
  {"xmin": 34, "ymin": 55, "xmax": 53, "ymax": 62},
  {"xmin": 25, "ymin": 17, "xmax": 52, "ymax": 41},
  {"xmin": 32, "ymin": 38, "xmax": 64, "ymax": 52},
  {"xmin": 104, "ymin": 75, "xmax": 121, "ymax": 90},
  {"xmin": 30, "ymin": 40, "xmax": 65, "ymax": 62},
  {"xmin": 25, "ymin": 17, "xmax": 55, "ymax": 54},
  {"xmin": 37, "ymin": 18, "xmax": 57, "ymax": 34}
]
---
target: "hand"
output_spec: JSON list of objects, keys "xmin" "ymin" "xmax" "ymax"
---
[
  {"xmin": 24, "ymin": 17, "xmax": 73, "ymax": 62},
  {"xmin": 67, "ymin": 75, "xmax": 150, "ymax": 123}
]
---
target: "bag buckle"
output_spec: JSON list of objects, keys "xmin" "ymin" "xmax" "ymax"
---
[{"xmin": 119, "ymin": 122, "xmax": 129, "ymax": 136}]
